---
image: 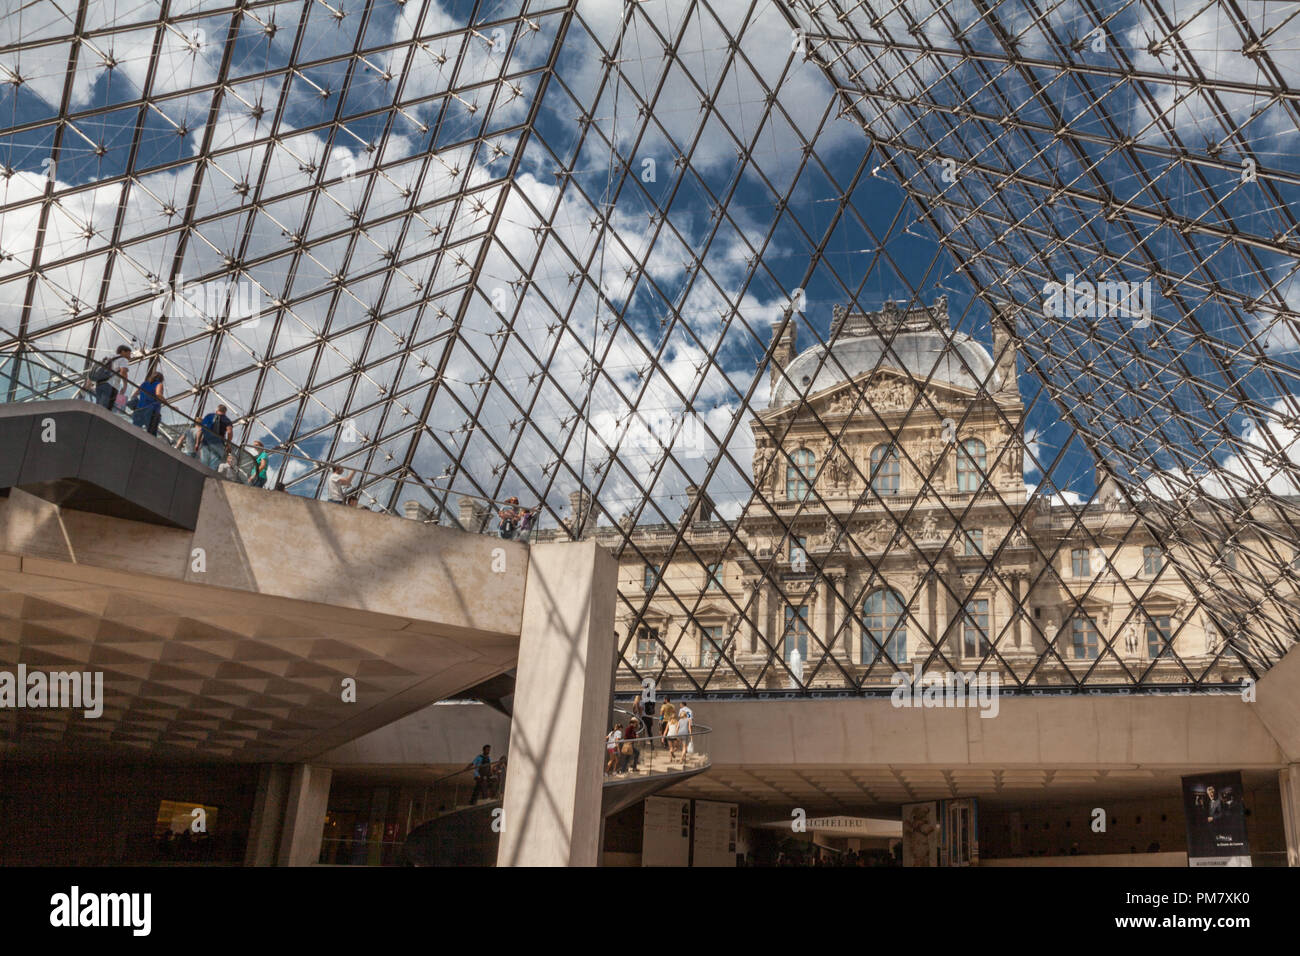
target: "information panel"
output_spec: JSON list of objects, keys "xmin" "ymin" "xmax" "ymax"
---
[
  {"xmin": 692, "ymin": 800, "xmax": 737, "ymax": 867},
  {"xmin": 642, "ymin": 796, "xmax": 690, "ymax": 867}
]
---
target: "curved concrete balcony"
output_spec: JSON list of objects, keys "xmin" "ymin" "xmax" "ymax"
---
[{"xmin": 396, "ymin": 718, "xmax": 711, "ymax": 865}]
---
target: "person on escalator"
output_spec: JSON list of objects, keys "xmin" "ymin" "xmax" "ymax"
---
[{"xmin": 469, "ymin": 745, "xmax": 493, "ymax": 803}]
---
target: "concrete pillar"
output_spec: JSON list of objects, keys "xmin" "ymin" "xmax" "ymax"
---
[
  {"xmin": 498, "ymin": 540, "xmax": 618, "ymax": 867},
  {"xmin": 1281, "ymin": 764, "xmax": 1300, "ymax": 867},
  {"xmin": 758, "ymin": 579, "xmax": 771, "ymax": 658},
  {"xmin": 278, "ymin": 764, "xmax": 333, "ymax": 867},
  {"xmin": 244, "ymin": 764, "xmax": 291, "ymax": 866}
]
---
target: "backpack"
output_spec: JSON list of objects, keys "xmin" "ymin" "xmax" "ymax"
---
[{"xmin": 90, "ymin": 359, "xmax": 115, "ymax": 383}]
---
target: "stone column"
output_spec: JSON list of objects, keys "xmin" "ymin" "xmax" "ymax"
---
[
  {"xmin": 994, "ymin": 579, "xmax": 1013, "ymax": 658},
  {"xmin": 1010, "ymin": 573, "xmax": 1026, "ymax": 654},
  {"xmin": 498, "ymin": 540, "xmax": 618, "ymax": 867},
  {"xmin": 817, "ymin": 574, "xmax": 832, "ymax": 662},
  {"xmin": 926, "ymin": 571, "xmax": 937, "ymax": 662},
  {"xmin": 758, "ymin": 578, "xmax": 772, "ymax": 660},
  {"xmin": 278, "ymin": 764, "xmax": 333, "ymax": 867},
  {"xmin": 244, "ymin": 764, "xmax": 291, "ymax": 867},
  {"xmin": 937, "ymin": 574, "xmax": 955, "ymax": 659},
  {"xmin": 912, "ymin": 571, "xmax": 930, "ymax": 667},
  {"xmin": 828, "ymin": 572, "xmax": 853, "ymax": 666},
  {"xmin": 243, "ymin": 763, "xmax": 332, "ymax": 867},
  {"xmin": 1281, "ymin": 765, "xmax": 1300, "ymax": 867}
]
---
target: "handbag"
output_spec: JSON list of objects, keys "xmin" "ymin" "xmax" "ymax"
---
[
  {"xmin": 621, "ymin": 742, "xmax": 633, "ymax": 755},
  {"xmin": 126, "ymin": 391, "xmax": 140, "ymax": 411}
]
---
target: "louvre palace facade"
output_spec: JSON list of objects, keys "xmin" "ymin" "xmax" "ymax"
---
[{"xmin": 604, "ymin": 299, "xmax": 1248, "ymax": 695}]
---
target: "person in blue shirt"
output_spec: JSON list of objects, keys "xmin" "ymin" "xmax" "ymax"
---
[
  {"xmin": 132, "ymin": 371, "xmax": 165, "ymax": 435},
  {"xmin": 469, "ymin": 745, "xmax": 493, "ymax": 804},
  {"xmin": 198, "ymin": 404, "xmax": 233, "ymax": 470}
]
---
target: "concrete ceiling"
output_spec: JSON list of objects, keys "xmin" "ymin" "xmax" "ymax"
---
[{"xmin": 0, "ymin": 556, "xmax": 520, "ymax": 763}]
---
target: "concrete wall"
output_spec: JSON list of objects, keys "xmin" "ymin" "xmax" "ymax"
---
[
  {"xmin": 0, "ymin": 482, "xmax": 528, "ymax": 640},
  {"xmin": 685, "ymin": 695, "xmax": 1284, "ymax": 769},
  {"xmin": 318, "ymin": 701, "xmax": 511, "ymax": 768},
  {"xmin": 1256, "ymin": 646, "xmax": 1300, "ymax": 762}
]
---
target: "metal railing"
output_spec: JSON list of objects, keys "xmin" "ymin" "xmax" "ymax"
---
[
  {"xmin": 0, "ymin": 347, "xmax": 261, "ymax": 481},
  {"xmin": 417, "ymin": 756, "xmax": 509, "ymax": 818},
  {"xmin": 606, "ymin": 705, "xmax": 710, "ymax": 778},
  {"xmin": 0, "ymin": 344, "xmax": 554, "ymax": 532}
]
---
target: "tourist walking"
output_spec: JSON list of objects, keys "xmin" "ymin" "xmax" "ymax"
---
[
  {"xmin": 497, "ymin": 496, "xmax": 521, "ymax": 539},
  {"xmin": 623, "ymin": 714, "xmax": 641, "ymax": 772},
  {"xmin": 677, "ymin": 702, "xmax": 695, "ymax": 756},
  {"xmin": 326, "ymin": 465, "xmax": 355, "ymax": 503},
  {"xmin": 658, "ymin": 697, "xmax": 676, "ymax": 751},
  {"xmin": 640, "ymin": 694, "xmax": 656, "ymax": 747},
  {"xmin": 605, "ymin": 723, "xmax": 624, "ymax": 774},
  {"xmin": 469, "ymin": 745, "xmax": 493, "ymax": 804},
  {"xmin": 198, "ymin": 404, "xmax": 233, "ymax": 470},
  {"xmin": 517, "ymin": 506, "xmax": 537, "ymax": 541},
  {"xmin": 91, "ymin": 345, "xmax": 132, "ymax": 410},
  {"xmin": 131, "ymin": 371, "xmax": 164, "ymax": 435},
  {"xmin": 175, "ymin": 416, "xmax": 202, "ymax": 457},
  {"xmin": 249, "ymin": 440, "xmax": 270, "ymax": 488},
  {"xmin": 664, "ymin": 710, "xmax": 683, "ymax": 761}
]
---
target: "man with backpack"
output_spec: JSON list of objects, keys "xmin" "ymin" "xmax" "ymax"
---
[
  {"xmin": 198, "ymin": 404, "xmax": 234, "ymax": 470},
  {"xmin": 90, "ymin": 345, "xmax": 132, "ymax": 410}
]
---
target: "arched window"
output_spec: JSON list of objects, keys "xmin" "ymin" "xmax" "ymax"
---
[
  {"xmin": 786, "ymin": 448, "xmax": 815, "ymax": 501},
  {"xmin": 862, "ymin": 589, "xmax": 907, "ymax": 665},
  {"xmin": 956, "ymin": 438, "xmax": 986, "ymax": 493},
  {"xmin": 869, "ymin": 443, "xmax": 901, "ymax": 495}
]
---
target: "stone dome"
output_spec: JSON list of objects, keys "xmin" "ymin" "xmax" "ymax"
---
[{"xmin": 771, "ymin": 298, "xmax": 999, "ymax": 407}]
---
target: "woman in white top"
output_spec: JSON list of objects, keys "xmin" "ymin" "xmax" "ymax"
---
[
  {"xmin": 665, "ymin": 714, "xmax": 683, "ymax": 761},
  {"xmin": 605, "ymin": 725, "xmax": 623, "ymax": 774}
]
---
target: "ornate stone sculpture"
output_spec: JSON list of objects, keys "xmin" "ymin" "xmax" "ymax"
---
[
  {"xmin": 753, "ymin": 444, "xmax": 774, "ymax": 484},
  {"xmin": 918, "ymin": 514, "xmax": 940, "ymax": 542},
  {"xmin": 828, "ymin": 446, "xmax": 853, "ymax": 486},
  {"xmin": 824, "ymin": 513, "xmax": 841, "ymax": 548},
  {"xmin": 828, "ymin": 391, "xmax": 854, "ymax": 415},
  {"xmin": 1124, "ymin": 621, "xmax": 1139, "ymax": 654}
]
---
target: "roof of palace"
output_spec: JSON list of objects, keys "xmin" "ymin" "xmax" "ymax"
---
[{"xmin": 771, "ymin": 298, "xmax": 999, "ymax": 407}]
